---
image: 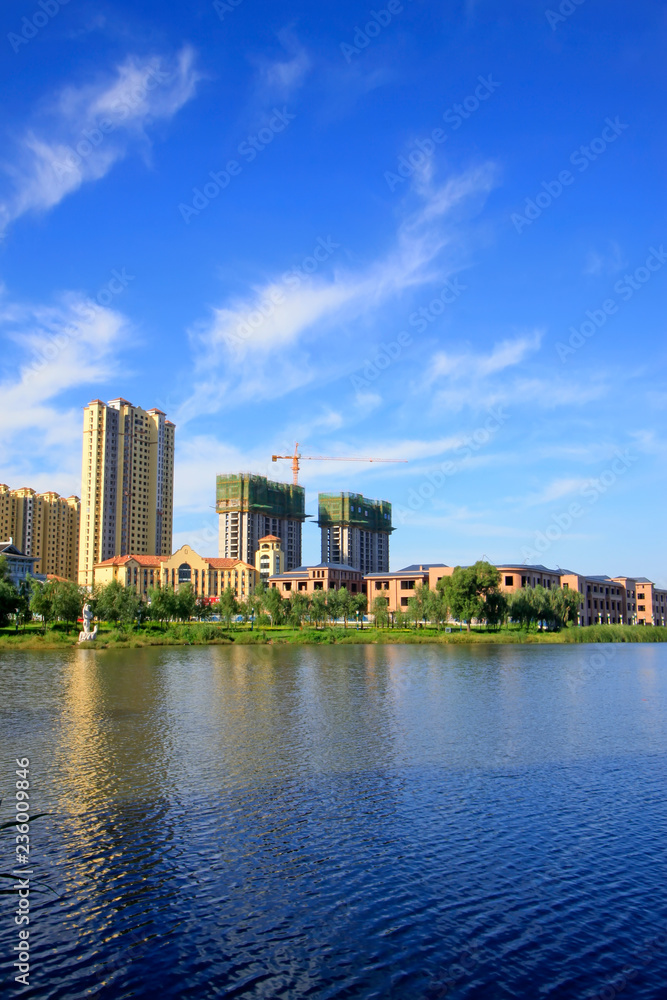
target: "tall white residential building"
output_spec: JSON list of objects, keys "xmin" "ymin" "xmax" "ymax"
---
[{"xmin": 78, "ymin": 398, "xmax": 175, "ymax": 587}]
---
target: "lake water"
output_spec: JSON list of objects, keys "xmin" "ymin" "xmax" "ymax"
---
[{"xmin": 1, "ymin": 643, "xmax": 666, "ymax": 999}]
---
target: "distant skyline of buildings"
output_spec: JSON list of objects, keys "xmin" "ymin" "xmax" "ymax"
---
[{"xmin": 1, "ymin": 394, "xmax": 665, "ymax": 626}]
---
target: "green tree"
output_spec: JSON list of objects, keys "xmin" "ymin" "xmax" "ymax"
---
[
  {"xmin": 287, "ymin": 591, "xmax": 309, "ymax": 628},
  {"xmin": 336, "ymin": 586, "xmax": 355, "ymax": 628},
  {"xmin": 509, "ymin": 586, "xmax": 551, "ymax": 629},
  {"xmin": 0, "ymin": 579, "xmax": 18, "ymax": 629},
  {"xmin": 310, "ymin": 590, "xmax": 327, "ymax": 628},
  {"xmin": 394, "ymin": 609, "xmax": 410, "ymax": 629},
  {"xmin": 483, "ymin": 589, "xmax": 508, "ymax": 629},
  {"xmin": 0, "ymin": 557, "xmax": 19, "ymax": 628},
  {"xmin": 194, "ymin": 596, "xmax": 214, "ymax": 621},
  {"xmin": 217, "ymin": 586, "xmax": 238, "ymax": 628},
  {"xmin": 147, "ymin": 586, "xmax": 178, "ymax": 628},
  {"xmin": 176, "ymin": 583, "xmax": 196, "ymax": 622},
  {"xmin": 263, "ymin": 586, "xmax": 286, "ymax": 625},
  {"xmin": 30, "ymin": 580, "xmax": 55, "ymax": 632},
  {"xmin": 117, "ymin": 587, "xmax": 142, "ymax": 625},
  {"xmin": 96, "ymin": 580, "xmax": 141, "ymax": 626},
  {"xmin": 15, "ymin": 581, "xmax": 32, "ymax": 630},
  {"xmin": 407, "ymin": 583, "xmax": 430, "ymax": 627},
  {"xmin": 371, "ymin": 595, "xmax": 390, "ymax": 628},
  {"xmin": 353, "ymin": 592, "xmax": 367, "ymax": 627},
  {"xmin": 549, "ymin": 586, "xmax": 582, "ymax": 629},
  {"xmin": 236, "ymin": 597, "xmax": 253, "ymax": 626},
  {"xmin": 424, "ymin": 587, "xmax": 448, "ymax": 629},
  {"xmin": 51, "ymin": 581, "xmax": 84, "ymax": 633},
  {"xmin": 438, "ymin": 561, "xmax": 503, "ymax": 631},
  {"xmin": 326, "ymin": 588, "xmax": 343, "ymax": 625}
]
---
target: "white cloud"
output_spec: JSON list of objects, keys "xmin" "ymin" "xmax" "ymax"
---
[
  {"xmin": 0, "ymin": 46, "xmax": 200, "ymax": 234},
  {"xmin": 428, "ymin": 330, "xmax": 543, "ymax": 382},
  {"xmin": 183, "ymin": 162, "xmax": 497, "ymax": 419},
  {"xmin": 522, "ymin": 477, "xmax": 591, "ymax": 507},
  {"xmin": 0, "ymin": 289, "xmax": 131, "ymax": 491},
  {"xmin": 256, "ymin": 34, "xmax": 312, "ymax": 99},
  {"xmin": 584, "ymin": 241, "xmax": 627, "ymax": 276}
]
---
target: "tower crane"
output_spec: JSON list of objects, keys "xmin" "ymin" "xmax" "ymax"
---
[{"xmin": 271, "ymin": 442, "xmax": 407, "ymax": 486}]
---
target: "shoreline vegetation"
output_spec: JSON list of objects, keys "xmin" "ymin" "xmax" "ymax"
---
[{"xmin": 1, "ymin": 622, "xmax": 667, "ymax": 650}]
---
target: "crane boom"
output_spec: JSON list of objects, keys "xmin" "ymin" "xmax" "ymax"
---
[{"xmin": 271, "ymin": 442, "xmax": 407, "ymax": 485}]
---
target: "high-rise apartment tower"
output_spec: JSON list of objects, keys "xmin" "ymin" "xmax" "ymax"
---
[
  {"xmin": 78, "ymin": 398, "xmax": 175, "ymax": 587},
  {"xmin": 318, "ymin": 492, "xmax": 392, "ymax": 573},
  {"xmin": 0, "ymin": 485, "xmax": 80, "ymax": 581},
  {"xmin": 216, "ymin": 474, "xmax": 305, "ymax": 570}
]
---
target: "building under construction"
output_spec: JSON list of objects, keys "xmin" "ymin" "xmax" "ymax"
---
[
  {"xmin": 318, "ymin": 492, "xmax": 392, "ymax": 574},
  {"xmin": 216, "ymin": 474, "xmax": 306, "ymax": 571}
]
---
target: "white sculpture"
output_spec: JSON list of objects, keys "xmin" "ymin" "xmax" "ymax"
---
[{"xmin": 78, "ymin": 603, "xmax": 98, "ymax": 643}]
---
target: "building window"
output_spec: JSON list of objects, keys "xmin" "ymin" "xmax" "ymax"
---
[
  {"xmin": 400, "ymin": 580, "xmax": 415, "ymax": 590},
  {"xmin": 505, "ymin": 576, "xmax": 513, "ymax": 586},
  {"xmin": 400, "ymin": 597, "xmax": 409, "ymax": 606}
]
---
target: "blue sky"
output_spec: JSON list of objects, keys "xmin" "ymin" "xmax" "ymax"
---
[{"xmin": 0, "ymin": 0, "xmax": 665, "ymax": 581}]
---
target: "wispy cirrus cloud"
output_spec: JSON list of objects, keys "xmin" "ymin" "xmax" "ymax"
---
[
  {"xmin": 427, "ymin": 330, "xmax": 543, "ymax": 382},
  {"xmin": 252, "ymin": 29, "xmax": 312, "ymax": 99},
  {"xmin": 0, "ymin": 46, "xmax": 201, "ymax": 235},
  {"xmin": 178, "ymin": 162, "xmax": 497, "ymax": 422}
]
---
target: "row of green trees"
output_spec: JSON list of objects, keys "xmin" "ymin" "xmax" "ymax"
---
[
  {"xmin": 372, "ymin": 562, "xmax": 582, "ymax": 631},
  {"xmin": 0, "ymin": 557, "xmax": 583, "ymax": 633},
  {"xmin": 1, "ymin": 569, "xmax": 371, "ymax": 632}
]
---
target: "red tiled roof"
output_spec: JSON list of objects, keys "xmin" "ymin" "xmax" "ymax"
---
[
  {"xmin": 259, "ymin": 534, "xmax": 282, "ymax": 542},
  {"xmin": 204, "ymin": 558, "xmax": 244, "ymax": 570},
  {"xmin": 95, "ymin": 554, "xmax": 163, "ymax": 568}
]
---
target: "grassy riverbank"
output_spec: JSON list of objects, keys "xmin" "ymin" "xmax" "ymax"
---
[{"xmin": 1, "ymin": 622, "xmax": 667, "ymax": 649}]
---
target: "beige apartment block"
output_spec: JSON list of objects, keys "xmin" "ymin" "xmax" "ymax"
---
[
  {"xmin": 93, "ymin": 545, "xmax": 256, "ymax": 602},
  {"xmin": 79, "ymin": 398, "xmax": 175, "ymax": 587},
  {"xmin": 613, "ymin": 576, "xmax": 667, "ymax": 626},
  {"xmin": 560, "ymin": 574, "xmax": 626, "ymax": 625},
  {"xmin": 366, "ymin": 564, "xmax": 446, "ymax": 614},
  {"xmin": 0, "ymin": 484, "xmax": 80, "ymax": 581}
]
